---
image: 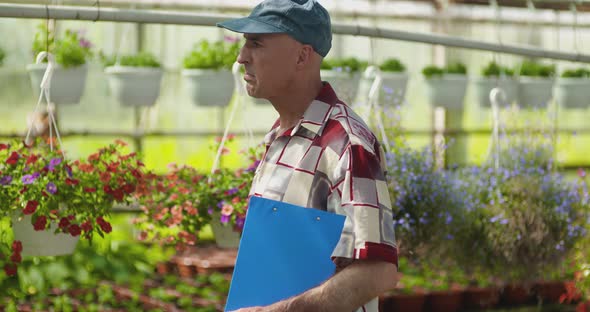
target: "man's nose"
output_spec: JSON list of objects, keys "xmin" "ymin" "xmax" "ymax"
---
[{"xmin": 237, "ymin": 45, "xmax": 249, "ymax": 64}]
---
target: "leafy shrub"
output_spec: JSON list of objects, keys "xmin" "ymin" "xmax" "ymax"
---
[
  {"xmin": 32, "ymin": 24, "xmax": 93, "ymax": 68},
  {"xmin": 101, "ymin": 52, "xmax": 161, "ymax": 68},
  {"xmin": 561, "ymin": 68, "xmax": 590, "ymax": 78},
  {"xmin": 481, "ymin": 61, "xmax": 514, "ymax": 77},
  {"xmin": 183, "ymin": 39, "xmax": 240, "ymax": 70},
  {"xmin": 379, "ymin": 58, "xmax": 406, "ymax": 72},
  {"xmin": 518, "ymin": 60, "xmax": 555, "ymax": 77},
  {"xmin": 422, "ymin": 63, "xmax": 467, "ymax": 78},
  {"xmin": 321, "ymin": 57, "xmax": 368, "ymax": 73}
]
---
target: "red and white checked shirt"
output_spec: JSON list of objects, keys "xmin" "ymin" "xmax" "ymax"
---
[{"xmin": 249, "ymin": 83, "xmax": 397, "ymax": 312}]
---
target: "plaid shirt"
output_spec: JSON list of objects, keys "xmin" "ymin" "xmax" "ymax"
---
[{"xmin": 249, "ymin": 83, "xmax": 397, "ymax": 312}]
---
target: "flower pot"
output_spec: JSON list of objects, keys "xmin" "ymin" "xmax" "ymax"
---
[
  {"xmin": 380, "ymin": 292, "xmax": 426, "ymax": 312},
  {"xmin": 424, "ymin": 74, "xmax": 468, "ymax": 110},
  {"xmin": 182, "ymin": 68, "xmax": 234, "ymax": 107},
  {"xmin": 321, "ymin": 69, "xmax": 360, "ymax": 105},
  {"xmin": 210, "ymin": 221, "xmax": 240, "ymax": 249},
  {"xmin": 105, "ymin": 66, "xmax": 163, "ymax": 107},
  {"xmin": 11, "ymin": 214, "xmax": 79, "ymax": 256},
  {"xmin": 554, "ymin": 78, "xmax": 590, "ymax": 109},
  {"xmin": 473, "ymin": 76, "xmax": 518, "ymax": 108},
  {"xmin": 533, "ymin": 280, "xmax": 567, "ymax": 304},
  {"xmin": 355, "ymin": 71, "xmax": 408, "ymax": 107},
  {"xmin": 517, "ymin": 77, "xmax": 554, "ymax": 109},
  {"xmin": 501, "ymin": 284, "xmax": 533, "ymax": 306},
  {"xmin": 26, "ymin": 63, "xmax": 88, "ymax": 105},
  {"xmin": 425, "ymin": 290, "xmax": 463, "ymax": 312},
  {"xmin": 463, "ymin": 287, "xmax": 500, "ymax": 309}
]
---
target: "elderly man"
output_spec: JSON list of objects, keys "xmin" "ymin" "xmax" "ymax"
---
[{"xmin": 217, "ymin": 1, "xmax": 399, "ymax": 311}]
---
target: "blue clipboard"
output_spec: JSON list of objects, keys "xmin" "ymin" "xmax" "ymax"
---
[{"xmin": 224, "ymin": 196, "xmax": 346, "ymax": 311}]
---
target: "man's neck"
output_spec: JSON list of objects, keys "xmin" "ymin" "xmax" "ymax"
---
[{"xmin": 271, "ymin": 78, "xmax": 324, "ymax": 131}]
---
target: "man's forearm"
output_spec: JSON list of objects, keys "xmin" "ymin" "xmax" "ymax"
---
[{"xmin": 270, "ymin": 260, "xmax": 398, "ymax": 312}]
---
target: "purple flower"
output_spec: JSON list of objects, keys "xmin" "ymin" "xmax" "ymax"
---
[
  {"xmin": 220, "ymin": 214, "xmax": 230, "ymax": 224},
  {"xmin": 79, "ymin": 38, "xmax": 92, "ymax": 49},
  {"xmin": 48, "ymin": 158, "xmax": 62, "ymax": 171},
  {"xmin": 0, "ymin": 176, "xmax": 12, "ymax": 185},
  {"xmin": 21, "ymin": 174, "xmax": 38, "ymax": 185},
  {"xmin": 208, "ymin": 207, "xmax": 214, "ymax": 215},
  {"xmin": 235, "ymin": 216, "xmax": 246, "ymax": 230},
  {"xmin": 46, "ymin": 182, "xmax": 57, "ymax": 194},
  {"xmin": 226, "ymin": 188, "xmax": 239, "ymax": 196},
  {"xmin": 65, "ymin": 166, "xmax": 73, "ymax": 178}
]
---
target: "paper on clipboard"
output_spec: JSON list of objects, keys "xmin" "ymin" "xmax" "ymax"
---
[{"xmin": 225, "ymin": 196, "xmax": 346, "ymax": 311}]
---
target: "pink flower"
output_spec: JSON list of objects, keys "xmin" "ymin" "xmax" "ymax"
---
[{"xmin": 221, "ymin": 204, "xmax": 234, "ymax": 216}]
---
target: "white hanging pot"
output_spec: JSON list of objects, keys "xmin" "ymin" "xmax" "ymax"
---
[
  {"xmin": 517, "ymin": 77, "xmax": 554, "ymax": 109},
  {"xmin": 105, "ymin": 66, "xmax": 163, "ymax": 107},
  {"xmin": 321, "ymin": 70, "xmax": 361, "ymax": 105},
  {"xmin": 26, "ymin": 63, "xmax": 88, "ymax": 105},
  {"xmin": 473, "ymin": 76, "xmax": 518, "ymax": 108},
  {"xmin": 182, "ymin": 68, "xmax": 234, "ymax": 107},
  {"xmin": 210, "ymin": 218, "xmax": 241, "ymax": 249},
  {"xmin": 355, "ymin": 71, "xmax": 408, "ymax": 107},
  {"xmin": 12, "ymin": 214, "xmax": 80, "ymax": 256},
  {"xmin": 424, "ymin": 74, "xmax": 468, "ymax": 110},
  {"xmin": 554, "ymin": 78, "xmax": 590, "ymax": 109}
]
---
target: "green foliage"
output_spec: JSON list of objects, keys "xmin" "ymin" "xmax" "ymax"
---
[
  {"xmin": 0, "ymin": 46, "xmax": 5, "ymax": 67},
  {"xmin": 518, "ymin": 60, "xmax": 556, "ymax": 77},
  {"xmin": 32, "ymin": 24, "xmax": 93, "ymax": 68},
  {"xmin": 481, "ymin": 61, "xmax": 514, "ymax": 77},
  {"xmin": 422, "ymin": 63, "xmax": 466, "ymax": 78},
  {"xmin": 379, "ymin": 58, "xmax": 406, "ymax": 72},
  {"xmin": 101, "ymin": 52, "xmax": 161, "ymax": 68},
  {"xmin": 561, "ymin": 68, "xmax": 590, "ymax": 78},
  {"xmin": 321, "ymin": 57, "xmax": 368, "ymax": 72},
  {"xmin": 182, "ymin": 39, "xmax": 240, "ymax": 70}
]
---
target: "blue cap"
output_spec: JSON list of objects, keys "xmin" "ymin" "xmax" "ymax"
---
[{"xmin": 217, "ymin": 0, "xmax": 332, "ymax": 57}]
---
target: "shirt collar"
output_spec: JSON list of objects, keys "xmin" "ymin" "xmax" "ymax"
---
[{"xmin": 264, "ymin": 82, "xmax": 339, "ymax": 145}]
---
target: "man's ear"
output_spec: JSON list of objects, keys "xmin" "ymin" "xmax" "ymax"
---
[{"xmin": 296, "ymin": 45, "xmax": 314, "ymax": 68}]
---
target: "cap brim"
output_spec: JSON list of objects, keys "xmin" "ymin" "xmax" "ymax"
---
[{"xmin": 217, "ymin": 17, "xmax": 285, "ymax": 34}]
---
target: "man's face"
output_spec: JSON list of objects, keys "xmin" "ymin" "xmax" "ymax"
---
[{"xmin": 237, "ymin": 33, "xmax": 301, "ymax": 99}]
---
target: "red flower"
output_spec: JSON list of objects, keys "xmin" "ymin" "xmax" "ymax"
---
[
  {"xmin": 10, "ymin": 252, "xmax": 21, "ymax": 263},
  {"xmin": 88, "ymin": 153, "xmax": 100, "ymax": 162},
  {"xmin": 107, "ymin": 162, "xmax": 120, "ymax": 173},
  {"xmin": 122, "ymin": 183, "xmax": 135, "ymax": 194},
  {"xmin": 97, "ymin": 217, "xmax": 112, "ymax": 233},
  {"xmin": 100, "ymin": 172, "xmax": 111, "ymax": 183},
  {"xmin": 58, "ymin": 217, "xmax": 70, "ymax": 229},
  {"xmin": 120, "ymin": 152, "xmax": 136, "ymax": 161},
  {"xmin": 103, "ymin": 185, "xmax": 113, "ymax": 194},
  {"xmin": 65, "ymin": 178, "xmax": 79, "ymax": 186},
  {"xmin": 84, "ymin": 187, "xmax": 96, "ymax": 193},
  {"xmin": 131, "ymin": 169, "xmax": 142, "ymax": 179},
  {"xmin": 68, "ymin": 224, "xmax": 81, "ymax": 237},
  {"xmin": 0, "ymin": 143, "xmax": 8, "ymax": 151},
  {"xmin": 12, "ymin": 241, "xmax": 22, "ymax": 253},
  {"xmin": 112, "ymin": 189, "xmax": 124, "ymax": 201},
  {"xmin": 3, "ymin": 263, "xmax": 17, "ymax": 276},
  {"xmin": 25, "ymin": 154, "xmax": 39, "ymax": 165},
  {"xmin": 81, "ymin": 221, "xmax": 92, "ymax": 232},
  {"xmin": 33, "ymin": 216, "xmax": 47, "ymax": 231},
  {"xmin": 6, "ymin": 151, "xmax": 19, "ymax": 165},
  {"xmin": 23, "ymin": 200, "xmax": 39, "ymax": 215}
]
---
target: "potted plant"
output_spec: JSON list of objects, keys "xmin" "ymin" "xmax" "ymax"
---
[
  {"xmin": 321, "ymin": 57, "xmax": 367, "ymax": 105},
  {"xmin": 384, "ymin": 145, "xmax": 471, "ymax": 258},
  {"xmin": 554, "ymin": 67, "xmax": 590, "ymax": 109},
  {"xmin": 103, "ymin": 52, "xmax": 163, "ymax": 107},
  {"xmin": 516, "ymin": 60, "xmax": 555, "ymax": 109},
  {"xmin": 27, "ymin": 24, "xmax": 93, "ymax": 105},
  {"xmin": 474, "ymin": 61, "xmax": 517, "ymax": 108},
  {"xmin": 422, "ymin": 62, "xmax": 468, "ymax": 110},
  {"xmin": 355, "ymin": 58, "xmax": 408, "ymax": 108},
  {"xmin": 0, "ymin": 139, "xmax": 145, "ymax": 275},
  {"xmin": 133, "ymin": 164, "xmax": 210, "ymax": 249},
  {"xmin": 181, "ymin": 38, "xmax": 240, "ymax": 107}
]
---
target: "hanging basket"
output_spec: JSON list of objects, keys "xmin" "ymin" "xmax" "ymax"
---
[
  {"xmin": 424, "ymin": 74, "xmax": 468, "ymax": 110},
  {"xmin": 210, "ymin": 220, "xmax": 240, "ymax": 249},
  {"xmin": 321, "ymin": 70, "xmax": 361, "ymax": 105},
  {"xmin": 517, "ymin": 77, "xmax": 554, "ymax": 109},
  {"xmin": 473, "ymin": 76, "xmax": 518, "ymax": 108},
  {"xmin": 26, "ymin": 63, "xmax": 88, "ymax": 105},
  {"xmin": 554, "ymin": 77, "xmax": 590, "ymax": 109},
  {"xmin": 182, "ymin": 68, "xmax": 234, "ymax": 107},
  {"xmin": 355, "ymin": 71, "xmax": 408, "ymax": 107},
  {"xmin": 105, "ymin": 66, "xmax": 163, "ymax": 107},
  {"xmin": 12, "ymin": 214, "xmax": 79, "ymax": 256}
]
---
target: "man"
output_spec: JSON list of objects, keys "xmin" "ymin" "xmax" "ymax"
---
[{"xmin": 217, "ymin": 1, "xmax": 399, "ymax": 311}]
